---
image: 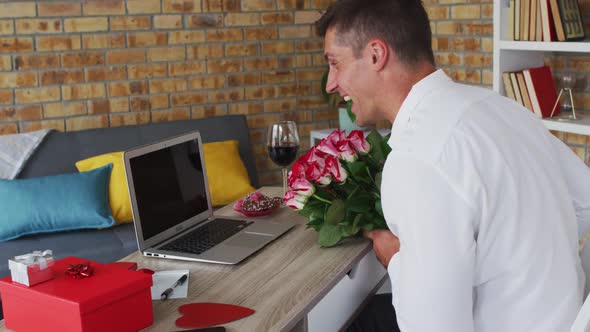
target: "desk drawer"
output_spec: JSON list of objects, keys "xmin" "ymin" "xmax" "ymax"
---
[{"xmin": 307, "ymin": 250, "xmax": 387, "ymax": 332}]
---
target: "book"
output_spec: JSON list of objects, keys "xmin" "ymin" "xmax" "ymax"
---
[
  {"xmin": 557, "ymin": 0, "xmax": 585, "ymax": 40},
  {"xmin": 522, "ymin": 66, "xmax": 560, "ymax": 118},
  {"xmin": 502, "ymin": 72, "xmax": 517, "ymax": 101},
  {"xmin": 529, "ymin": 0, "xmax": 537, "ymax": 40},
  {"xmin": 539, "ymin": 0, "xmax": 557, "ymax": 41},
  {"xmin": 516, "ymin": 72, "xmax": 534, "ymax": 113},
  {"xmin": 508, "ymin": 0, "xmax": 515, "ymax": 40},
  {"xmin": 510, "ymin": 72, "xmax": 525, "ymax": 106},
  {"xmin": 549, "ymin": 0, "xmax": 567, "ymax": 40},
  {"xmin": 535, "ymin": 0, "xmax": 543, "ymax": 40},
  {"xmin": 514, "ymin": 0, "xmax": 522, "ymax": 40},
  {"xmin": 522, "ymin": 0, "xmax": 531, "ymax": 40}
]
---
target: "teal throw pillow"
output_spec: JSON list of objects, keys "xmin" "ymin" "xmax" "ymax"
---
[{"xmin": 0, "ymin": 164, "xmax": 115, "ymax": 242}]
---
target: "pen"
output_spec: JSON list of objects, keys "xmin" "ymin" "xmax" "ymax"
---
[{"xmin": 160, "ymin": 274, "xmax": 188, "ymax": 300}]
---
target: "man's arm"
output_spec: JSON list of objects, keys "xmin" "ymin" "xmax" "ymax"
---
[{"xmin": 381, "ymin": 157, "xmax": 476, "ymax": 332}]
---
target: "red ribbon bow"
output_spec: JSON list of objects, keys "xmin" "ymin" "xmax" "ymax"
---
[{"xmin": 65, "ymin": 263, "xmax": 94, "ymax": 278}]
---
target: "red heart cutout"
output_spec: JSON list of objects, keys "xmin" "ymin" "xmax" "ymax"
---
[{"xmin": 176, "ymin": 303, "xmax": 255, "ymax": 328}]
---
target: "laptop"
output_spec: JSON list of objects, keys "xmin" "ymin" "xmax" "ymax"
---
[{"xmin": 123, "ymin": 131, "xmax": 294, "ymax": 265}]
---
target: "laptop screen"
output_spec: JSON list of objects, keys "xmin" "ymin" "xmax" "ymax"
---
[{"xmin": 128, "ymin": 138, "xmax": 208, "ymax": 241}]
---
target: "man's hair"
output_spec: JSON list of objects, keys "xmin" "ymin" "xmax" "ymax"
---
[{"xmin": 316, "ymin": 0, "xmax": 435, "ymax": 66}]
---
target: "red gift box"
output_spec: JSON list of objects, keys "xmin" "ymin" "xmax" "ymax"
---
[
  {"xmin": 8, "ymin": 250, "xmax": 55, "ymax": 286},
  {"xmin": 0, "ymin": 256, "xmax": 153, "ymax": 332}
]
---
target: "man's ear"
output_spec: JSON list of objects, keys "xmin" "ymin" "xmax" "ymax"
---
[{"xmin": 367, "ymin": 38, "xmax": 388, "ymax": 71}]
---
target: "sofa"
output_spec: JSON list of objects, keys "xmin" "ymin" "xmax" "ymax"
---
[{"xmin": 0, "ymin": 115, "xmax": 258, "ymax": 319}]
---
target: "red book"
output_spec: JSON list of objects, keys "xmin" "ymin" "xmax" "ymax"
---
[{"xmin": 522, "ymin": 66, "xmax": 560, "ymax": 118}]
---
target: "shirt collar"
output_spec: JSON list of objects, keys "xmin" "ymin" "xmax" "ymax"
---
[{"xmin": 388, "ymin": 69, "xmax": 451, "ymax": 148}]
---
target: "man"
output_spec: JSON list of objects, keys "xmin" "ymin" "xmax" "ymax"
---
[{"xmin": 317, "ymin": 0, "xmax": 590, "ymax": 331}]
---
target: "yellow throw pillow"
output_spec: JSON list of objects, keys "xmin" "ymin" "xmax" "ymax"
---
[
  {"xmin": 75, "ymin": 152, "xmax": 132, "ymax": 224},
  {"xmin": 203, "ymin": 140, "xmax": 255, "ymax": 206}
]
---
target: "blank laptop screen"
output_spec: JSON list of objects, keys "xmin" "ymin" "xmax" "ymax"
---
[{"xmin": 129, "ymin": 138, "xmax": 208, "ymax": 241}]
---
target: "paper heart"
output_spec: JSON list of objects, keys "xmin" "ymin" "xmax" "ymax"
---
[{"xmin": 176, "ymin": 303, "xmax": 255, "ymax": 328}]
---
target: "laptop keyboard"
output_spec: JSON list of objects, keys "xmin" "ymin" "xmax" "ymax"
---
[{"xmin": 160, "ymin": 218, "xmax": 253, "ymax": 255}]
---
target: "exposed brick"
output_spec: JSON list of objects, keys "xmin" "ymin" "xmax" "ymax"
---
[
  {"xmin": 62, "ymin": 83, "xmax": 106, "ymax": 100},
  {"xmin": 294, "ymin": 11, "xmax": 321, "ymax": 24},
  {"xmin": 82, "ymin": 33, "xmax": 126, "ymax": 49},
  {"xmin": 107, "ymin": 49, "xmax": 146, "ymax": 64},
  {"xmin": 0, "ymin": 38, "xmax": 34, "ymax": 53},
  {"xmin": 228, "ymin": 102, "xmax": 263, "ymax": 115},
  {"xmin": 192, "ymin": 104, "xmax": 227, "ymax": 118},
  {"xmin": 241, "ymin": 0, "xmax": 276, "ymax": 11},
  {"xmin": 207, "ymin": 59, "xmax": 242, "ymax": 73},
  {"xmin": 189, "ymin": 75, "xmax": 225, "ymax": 89},
  {"xmin": 64, "ymin": 18, "xmax": 108, "ymax": 33},
  {"xmin": 154, "ymin": 15, "xmax": 183, "ymax": 29},
  {"xmin": 262, "ymin": 41, "xmax": 294, "ymax": 54},
  {"xmin": 110, "ymin": 112, "xmax": 151, "ymax": 127},
  {"xmin": 170, "ymin": 91, "xmax": 208, "ymax": 106},
  {"xmin": 20, "ymin": 120, "xmax": 65, "ymax": 133},
  {"xmin": 130, "ymin": 96, "xmax": 151, "ymax": 111},
  {"xmin": 83, "ymin": 1, "xmax": 125, "ymax": 15},
  {"xmin": 464, "ymin": 53, "xmax": 492, "ymax": 67},
  {"xmin": 0, "ymin": 72, "xmax": 36, "ymax": 88},
  {"xmin": 261, "ymin": 13, "xmax": 293, "ymax": 24},
  {"xmin": 15, "ymin": 87, "xmax": 60, "ymax": 103},
  {"xmin": 40, "ymin": 70, "xmax": 84, "ymax": 85},
  {"xmin": 295, "ymin": 54, "xmax": 313, "ymax": 67},
  {"xmin": 202, "ymin": 0, "xmax": 240, "ymax": 12},
  {"xmin": 188, "ymin": 44, "xmax": 224, "ymax": 59},
  {"xmin": 245, "ymin": 27, "xmax": 278, "ymax": 40},
  {"xmin": 127, "ymin": 32, "xmax": 167, "ymax": 48},
  {"xmin": 66, "ymin": 115, "xmax": 109, "ymax": 131},
  {"xmin": 108, "ymin": 81, "xmax": 149, "ymax": 97},
  {"xmin": 0, "ymin": 2, "xmax": 36, "ymax": 18},
  {"xmin": 570, "ymin": 58, "xmax": 590, "ymax": 71},
  {"xmin": 482, "ymin": 69, "xmax": 493, "ymax": 85},
  {"xmin": 296, "ymin": 68, "xmax": 324, "ymax": 81},
  {"xmin": 169, "ymin": 61, "xmax": 206, "ymax": 76},
  {"xmin": 151, "ymin": 108, "xmax": 190, "ymax": 123},
  {"xmin": 14, "ymin": 54, "xmax": 59, "ymax": 70},
  {"xmin": 452, "ymin": 5, "xmax": 481, "ymax": 19},
  {"xmin": 225, "ymin": 13, "xmax": 260, "ymax": 26},
  {"xmin": 432, "ymin": 37, "xmax": 450, "ymax": 51},
  {"xmin": 294, "ymin": 39, "xmax": 323, "ymax": 53},
  {"xmin": 127, "ymin": 0, "xmax": 161, "ymax": 14},
  {"xmin": 100, "ymin": 98, "xmax": 129, "ymax": 113},
  {"xmin": 435, "ymin": 52, "xmax": 462, "ymax": 66},
  {"xmin": 169, "ymin": 31, "xmax": 206, "ymax": 44},
  {"xmin": 86, "ymin": 66, "xmax": 127, "ymax": 82},
  {"xmin": 148, "ymin": 47, "xmax": 186, "ymax": 62},
  {"xmin": 426, "ymin": 7, "xmax": 450, "ymax": 20},
  {"xmin": 244, "ymin": 57, "xmax": 278, "ymax": 70},
  {"xmin": 149, "ymin": 78, "xmax": 187, "ymax": 93},
  {"xmin": 245, "ymin": 86, "xmax": 276, "ymax": 99},
  {"xmin": 264, "ymin": 98, "xmax": 297, "ymax": 112},
  {"xmin": 227, "ymin": 73, "xmax": 260, "ymax": 86},
  {"xmin": 226, "ymin": 43, "xmax": 259, "ymax": 57},
  {"xmin": 150, "ymin": 94, "xmax": 169, "ymax": 109},
  {"xmin": 437, "ymin": 22, "xmax": 462, "ymax": 35},
  {"xmin": 482, "ymin": 4, "xmax": 493, "ymax": 18},
  {"xmin": 448, "ymin": 68, "xmax": 481, "ymax": 84},
  {"xmin": 263, "ymin": 71, "xmax": 295, "ymax": 84},
  {"xmin": 0, "ymin": 20, "xmax": 13, "ymax": 35},
  {"xmin": 0, "ymin": 105, "xmax": 42, "ymax": 121},
  {"xmin": 110, "ymin": 16, "xmax": 152, "ymax": 31},
  {"xmin": 463, "ymin": 22, "xmax": 493, "ymax": 35},
  {"xmin": 208, "ymin": 88, "xmax": 243, "ymax": 102},
  {"xmin": 37, "ymin": 36, "xmax": 82, "ymax": 52},
  {"xmin": 298, "ymin": 96, "xmax": 324, "ymax": 109},
  {"xmin": 163, "ymin": 0, "xmax": 201, "ymax": 13},
  {"xmin": 246, "ymin": 114, "xmax": 281, "ymax": 129},
  {"xmin": 44, "ymin": 102, "xmax": 87, "ymax": 118},
  {"xmin": 279, "ymin": 26, "xmax": 313, "ymax": 39},
  {"xmin": 16, "ymin": 19, "xmax": 61, "ymax": 34},
  {"xmin": 567, "ymin": 133, "xmax": 589, "ymax": 145},
  {"xmin": 311, "ymin": 53, "xmax": 325, "ymax": 65},
  {"xmin": 0, "ymin": 89, "xmax": 12, "ymax": 104},
  {"xmin": 87, "ymin": 99, "xmax": 112, "ymax": 114},
  {"xmin": 128, "ymin": 63, "xmax": 168, "ymax": 79},
  {"xmin": 314, "ymin": 108, "xmax": 338, "ymax": 121},
  {"xmin": 38, "ymin": 2, "xmax": 81, "ymax": 17},
  {"xmin": 186, "ymin": 14, "xmax": 224, "ymax": 27},
  {"xmin": 451, "ymin": 37, "xmax": 481, "ymax": 51},
  {"xmin": 62, "ymin": 52, "xmax": 104, "ymax": 68}
]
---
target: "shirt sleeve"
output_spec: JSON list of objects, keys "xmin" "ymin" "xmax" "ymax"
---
[
  {"xmin": 383, "ymin": 155, "xmax": 476, "ymax": 332},
  {"xmin": 550, "ymin": 135, "xmax": 590, "ymax": 236}
]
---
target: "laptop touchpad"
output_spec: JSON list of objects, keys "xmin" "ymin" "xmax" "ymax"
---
[{"xmin": 225, "ymin": 232, "xmax": 272, "ymax": 248}]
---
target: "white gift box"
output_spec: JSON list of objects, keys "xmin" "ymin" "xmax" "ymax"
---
[{"xmin": 8, "ymin": 250, "xmax": 55, "ymax": 286}]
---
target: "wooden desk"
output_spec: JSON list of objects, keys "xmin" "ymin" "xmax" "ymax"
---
[{"xmin": 0, "ymin": 187, "xmax": 387, "ymax": 331}]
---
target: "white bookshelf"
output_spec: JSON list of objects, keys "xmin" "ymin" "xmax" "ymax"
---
[{"xmin": 493, "ymin": 0, "xmax": 590, "ymax": 135}]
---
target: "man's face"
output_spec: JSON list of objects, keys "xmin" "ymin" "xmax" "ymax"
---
[{"xmin": 324, "ymin": 28, "xmax": 377, "ymax": 126}]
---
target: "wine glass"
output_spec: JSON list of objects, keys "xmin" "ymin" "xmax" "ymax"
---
[
  {"xmin": 267, "ymin": 121, "xmax": 300, "ymax": 198},
  {"xmin": 556, "ymin": 73, "xmax": 581, "ymax": 121}
]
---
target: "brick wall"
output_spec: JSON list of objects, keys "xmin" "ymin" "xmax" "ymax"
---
[{"xmin": 0, "ymin": 0, "xmax": 588, "ymax": 185}]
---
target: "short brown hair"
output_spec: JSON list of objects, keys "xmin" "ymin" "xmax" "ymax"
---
[{"xmin": 316, "ymin": 0, "xmax": 435, "ymax": 66}]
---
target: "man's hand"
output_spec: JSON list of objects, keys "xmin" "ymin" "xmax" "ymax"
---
[{"xmin": 364, "ymin": 229, "xmax": 400, "ymax": 267}]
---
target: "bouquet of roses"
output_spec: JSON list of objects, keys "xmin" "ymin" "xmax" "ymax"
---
[{"xmin": 283, "ymin": 129, "xmax": 392, "ymax": 247}]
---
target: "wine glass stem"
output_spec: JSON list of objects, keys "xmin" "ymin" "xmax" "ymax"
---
[{"xmin": 282, "ymin": 167, "xmax": 288, "ymax": 198}]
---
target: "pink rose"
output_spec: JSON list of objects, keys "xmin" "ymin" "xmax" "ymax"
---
[
  {"xmin": 290, "ymin": 178, "xmax": 315, "ymax": 197},
  {"xmin": 336, "ymin": 140, "xmax": 357, "ymax": 162},
  {"xmin": 283, "ymin": 190, "xmax": 307, "ymax": 210},
  {"xmin": 324, "ymin": 155, "xmax": 348, "ymax": 183},
  {"xmin": 288, "ymin": 160, "xmax": 307, "ymax": 186},
  {"xmin": 316, "ymin": 129, "xmax": 346, "ymax": 157},
  {"xmin": 347, "ymin": 130, "xmax": 371, "ymax": 154}
]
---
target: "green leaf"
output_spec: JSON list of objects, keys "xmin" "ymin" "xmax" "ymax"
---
[
  {"xmin": 366, "ymin": 130, "xmax": 385, "ymax": 161},
  {"xmin": 345, "ymin": 99, "xmax": 355, "ymax": 122},
  {"xmin": 346, "ymin": 192, "xmax": 373, "ymax": 213},
  {"xmin": 374, "ymin": 172, "xmax": 383, "ymax": 191},
  {"xmin": 318, "ymin": 223, "xmax": 342, "ymax": 247},
  {"xmin": 347, "ymin": 161, "xmax": 371, "ymax": 183},
  {"xmin": 325, "ymin": 199, "xmax": 345, "ymax": 225},
  {"xmin": 361, "ymin": 223, "xmax": 376, "ymax": 232},
  {"xmin": 341, "ymin": 214, "xmax": 362, "ymax": 237},
  {"xmin": 375, "ymin": 199, "xmax": 383, "ymax": 217}
]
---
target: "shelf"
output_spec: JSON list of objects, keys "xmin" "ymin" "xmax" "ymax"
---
[
  {"xmin": 542, "ymin": 112, "xmax": 590, "ymax": 136},
  {"xmin": 497, "ymin": 40, "xmax": 590, "ymax": 53}
]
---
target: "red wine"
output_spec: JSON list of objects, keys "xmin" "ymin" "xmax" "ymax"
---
[{"xmin": 268, "ymin": 144, "xmax": 299, "ymax": 167}]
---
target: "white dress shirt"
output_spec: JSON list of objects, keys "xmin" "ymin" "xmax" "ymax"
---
[{"xmin": 381, "ymin": 69, "xmax": 590, "ymax": 332}]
